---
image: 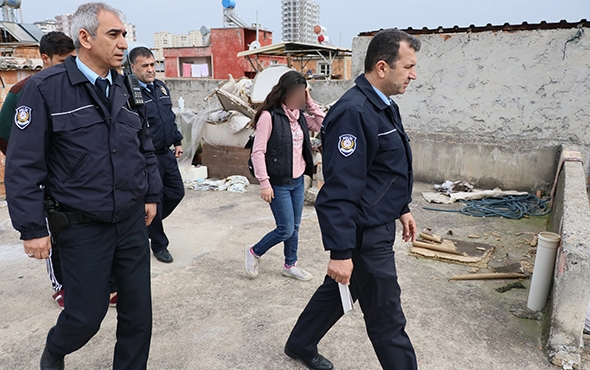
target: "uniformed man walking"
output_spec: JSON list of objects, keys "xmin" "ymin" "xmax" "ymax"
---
[
  {"xmin": 5, "ymin": 3, "xmax": 161, "ymax": 369},
  {"xmin": 284, "ymin": 29, "xmax": 421, "ymax": 370},
  {"xmin": 129, "ymin": 46, "xmax": 185, "ymax": 264}
]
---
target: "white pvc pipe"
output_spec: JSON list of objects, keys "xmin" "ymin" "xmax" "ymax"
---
[{"xmin": 527, "ymin": 232, "xmax": 562, "ymax": 311}]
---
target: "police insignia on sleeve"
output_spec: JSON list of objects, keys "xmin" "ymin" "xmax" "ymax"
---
[
  {"xmin": 14, "ymin": 106, "xmax": 32, "ymax": 130},
  {"xmin": 338, "ymin": 134, "xmax": 357, "ymax": 157},
  {"xmin": 160, "ymin": 86, "xmax": 167, "ymax": 96}
]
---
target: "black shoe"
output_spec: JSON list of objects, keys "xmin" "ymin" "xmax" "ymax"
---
[
  {"xmin": 284, "ymin": 345, "xmax": 334, "ymax": 370},
  {"xmin": 40, "ymin": 347, "xmax": 64, "ymax": 370},
  {"xmin": 154, "ymin": 249, "xmax": 174, "ymax": 263}
]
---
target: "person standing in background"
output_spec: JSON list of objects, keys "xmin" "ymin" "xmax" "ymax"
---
[
  {"xmin": 245, "ymin": 71, "xmax": 324, "ymax": 282},
  {"xmin": 130, "ymin": 46, "xmax": 185, "ymax": 264}
]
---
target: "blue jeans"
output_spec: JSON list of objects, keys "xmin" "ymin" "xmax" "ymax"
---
[{"xmin": 253, "ymin": 176, "xmax": 304, "ymax": 266}]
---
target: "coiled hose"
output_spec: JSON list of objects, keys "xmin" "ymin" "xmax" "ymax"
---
[{"xmin": 423, "ymin": 194, "xmax": 551, "ymax": 219}]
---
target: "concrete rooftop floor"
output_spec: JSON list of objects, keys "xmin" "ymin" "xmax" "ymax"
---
[{"xmin": 0, "ymin": 182, "xmax": 576, "ymax": 369}]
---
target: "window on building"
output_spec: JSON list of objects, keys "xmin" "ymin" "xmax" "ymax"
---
[{"xmin": 318, "ymin": 62, "xmax": 331, "ymax": 76}]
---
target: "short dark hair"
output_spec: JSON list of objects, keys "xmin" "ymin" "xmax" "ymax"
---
[
  {"xmin": 129, "ymin": 46, "xmax": 154, "ymax": 64},
  {"xmin": 39, "ymin": 31, "xmax": 75, "ymax": 58},
  {"xmin": 364, "ymin": 28, "xmax": 421, "ymax": 73}
]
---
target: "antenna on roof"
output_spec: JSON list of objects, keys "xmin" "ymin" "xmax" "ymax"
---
[{"xmin": 249, "ymin": 11, "xmax": 261, "ymax": 50}]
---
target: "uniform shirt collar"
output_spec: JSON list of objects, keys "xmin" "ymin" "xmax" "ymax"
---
[
  {"xmin": 75, "ymin": 56, "xmax": 113, "ymax": 86},
  {"xmin": 372, "ymin": 85, "xmax": 391, "ymax": 106},
  {"xmin": 138, "ymin": 80, "xmax": 148, "ymax": 89}
]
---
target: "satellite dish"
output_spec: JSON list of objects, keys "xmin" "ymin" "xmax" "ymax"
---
[
  {"xmin": 222, "ymin": 0, "xmax": 236, "ymax": 9},
  {"xmin": 200, "ymin": 26, "xmax": 210, "ymax": 35},
  {"xmin": 249, "ymin": 40, "xmax": 261, "ymax": 50}
]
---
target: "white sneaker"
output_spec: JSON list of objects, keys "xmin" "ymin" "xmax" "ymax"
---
[
  {"xmin": 244, "ymin": 245, "xmax": 260, "ymax": 278},
  {"xmin": 282, "ymin": 262, "xmax": 313, "ymax": 281}
]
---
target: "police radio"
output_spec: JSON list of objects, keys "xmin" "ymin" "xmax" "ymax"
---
[{"xmin": 122, "ymin": 50, "xmax": 144, "ymax": 107}]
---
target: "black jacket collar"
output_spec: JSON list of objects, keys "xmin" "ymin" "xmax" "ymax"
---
[
  {"xmin": 65, "ymin": 55, "xmax": 122, "ymax": 88},
  {"xmin": 355, "ymin": 74, "xmax": 390, "ymax": 111}
]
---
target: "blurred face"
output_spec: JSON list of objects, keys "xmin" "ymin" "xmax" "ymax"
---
[
  {"xmin": 131, "ymin": 55, "xmax": 156, "ymax": 84},
  {"xmin": 78, "ymin": 10, "xmax": 128, "ymax": 75},
  {"xmin": 283, "ymin": 84, "xmax": 307, "ymax": 110},
  {"xmin": 41, "ymin": 50, "xmax": 76, "ymax": 69}
]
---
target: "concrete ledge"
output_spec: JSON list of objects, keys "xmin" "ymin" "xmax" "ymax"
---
[
  {"xmin": 546, "ymin": 147, "xmax": 590, "ymax": 369},
  {"xmin": 410, "ymin": 131, "xmax": 561, "ymax": 192}
]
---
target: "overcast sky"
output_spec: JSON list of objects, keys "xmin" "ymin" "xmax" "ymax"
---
[{"xmin": 20, "ymin": 0, "xmax": 590, "ymax": 48}]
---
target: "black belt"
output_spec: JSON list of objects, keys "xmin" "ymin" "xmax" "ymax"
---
[
  {"xmin": 154, "ymin": 148, "xmax": 172, "ymax": 154},
  {"xmin": 60, "ymin": 205, "xmax": 96, "ymax": 224},
  {"xmin": 64, "ymin": 212, "xmax": 95, "ymax": 224}
]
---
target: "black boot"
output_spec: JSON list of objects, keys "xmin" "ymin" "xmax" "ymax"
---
[
  {"xmin": 284, "ymin": 345, "xmax": 334, "ymax": 370},
  {"xmin": 40, "ymin": 347, "xmax": 64, "ymax": 370}
]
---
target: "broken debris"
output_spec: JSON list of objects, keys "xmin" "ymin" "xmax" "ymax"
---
[
  {"xmin": 495, "ymin": 282, "xmax": 526, "ymax": 293},
  {"xmin": 185, "ymin": 175, "xmax": 250, "ymax": 193}
]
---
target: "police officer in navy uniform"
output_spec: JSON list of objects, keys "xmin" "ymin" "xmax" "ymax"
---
[
  {"xmin": 129, "ymin": 46, "xmax": 185, "ymax": 264},
  {"xmin": 5, "ymin": 3, "xmax": 161, "ymax": 369},
  {"xmin": 284, "ymin": 29, "xmax": 422, "ymax": 370}
]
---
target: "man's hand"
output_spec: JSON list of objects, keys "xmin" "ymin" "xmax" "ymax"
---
[
  {"xmin": 327, "ymin": 258, "xmax": 354, "ymax": 285},
  {"xmin": 24, "ymin": 236, "xmax": 51, "ymax": 259},
  {"xmin": 399, "ymin": 212, "xmax": 417, "ymax": 242},
  {"xmin": 174, "ymin": 145, "xmax": 183, "ymax": 158},
  {"xmin": 260, "ymin": 187, "xmax": 274, "ymax": 203},
  {"xmin": 145, "ymin": 203, "xmax": 157, "ymax": 226}
]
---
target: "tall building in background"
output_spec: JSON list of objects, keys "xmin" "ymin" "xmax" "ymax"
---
[
  {"xmin": 281, "ymin": 0, "xmax": 320, "ymax": 43},
  {"xmin": 153, "ymin": 30, "xmax": 206, "ymax": 61},
  {"xmin": 54, "ymin": 13, "xmax": 73, "ymax": 35},
  {"xmin": 124, "ymin": 23, "xmax": 137, "ymax": 43},
  {"xmin": 33, "ymin": 19, "xmax": 59, "ymax": 34}
]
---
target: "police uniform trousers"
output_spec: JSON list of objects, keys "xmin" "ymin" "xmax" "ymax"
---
[
  {"xmin": 148, "ymin": 149, "xmax": 185, "ymax": 253},
  {"xmin": 47, "ymin": 242, "xmax": 117, "ymax": 294},
  {"xmin": 286, "ymin": 221, "xmax": 417, "ymax": 370},
  {"xmin": 46, "ymin": 202, "xmax": 152, "ymax": 370}
]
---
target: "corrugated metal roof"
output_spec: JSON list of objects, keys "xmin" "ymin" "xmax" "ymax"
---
[{"xmin": 358, "ymin": 19, "xmax": 589, "ymax": 36}]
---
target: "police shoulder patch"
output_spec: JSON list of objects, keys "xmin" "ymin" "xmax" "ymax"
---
[
  {"xmin": 338, "ymin": 134, "xmax": 357, "ymax": 157},
  {"xmin": 14, "ymin": 106, "xmax": 32, "ymax": 130}
]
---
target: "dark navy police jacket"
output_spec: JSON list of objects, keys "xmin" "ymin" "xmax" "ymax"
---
[
  {"xmin": 316, "ymin": 74, "xmax": 414, "ymax": 260},
  {"xmin": 6, "ymin": 56, "xmax": 162, "ymax": 240},
  {"xmin": 141, "ymin": 79, "xmax": 183, "ymax": 152}
]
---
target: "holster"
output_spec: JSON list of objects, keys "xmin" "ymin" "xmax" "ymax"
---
[{"xmin": 44, "ymin": 198, "xmax": 70, "ymax": 241}]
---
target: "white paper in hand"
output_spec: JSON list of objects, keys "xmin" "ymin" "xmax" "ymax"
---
[{"xmin": 338, "ymin": 283, "xmax": 354, "ymax": 314}]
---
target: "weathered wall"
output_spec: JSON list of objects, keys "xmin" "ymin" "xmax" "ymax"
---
[
  {"xmin": 163, "ymin": 78, "xmax": 353, "ymax": 112},
  {"xmin": 353, "ymin": 27, "xmax": 590, "ymax": 175},
  {"xmin": 546, "ymin": 147, "xmax": 590, "ymax": 369}
]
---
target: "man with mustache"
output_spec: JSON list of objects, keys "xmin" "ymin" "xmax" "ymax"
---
[{"xmin": 5, "ymin": 3, "xmax": 161, "ymax": 369}]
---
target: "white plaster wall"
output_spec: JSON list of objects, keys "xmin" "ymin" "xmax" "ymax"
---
[{"xmin": 352, "ymin": 28, "xmax": 590, "ymax": 165}]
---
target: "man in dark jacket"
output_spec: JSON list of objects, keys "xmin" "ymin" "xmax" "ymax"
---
[
  {"xmin": 130, "ymin": 46, "xmax": 185, "ymax": 264},
  {"xmin": 284, "ymin": 29, "xmax": 421, "ymax": 370},
  {"xmin": 5, "ymin": 3, "xmax": 161, "ymax": 369}
]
